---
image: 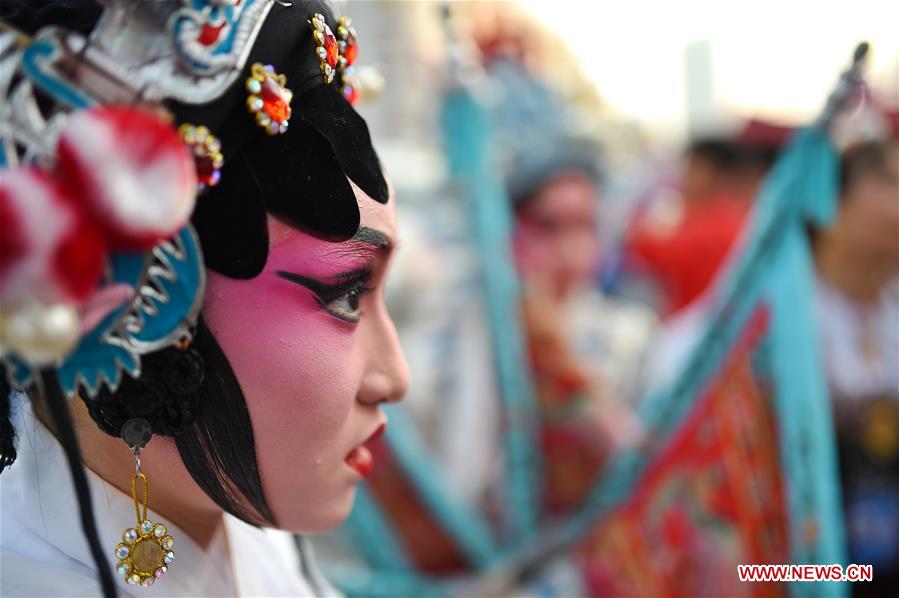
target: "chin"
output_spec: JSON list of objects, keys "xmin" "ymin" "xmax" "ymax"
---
[{"xmin": 278, "ymin": 485, "xmax": 357, "ymax": 534}]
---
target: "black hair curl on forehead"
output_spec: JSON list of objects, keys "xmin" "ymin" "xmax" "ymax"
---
[{"xmin": 172, "ymin": 0, "xmax": 389, "ymax": 279}]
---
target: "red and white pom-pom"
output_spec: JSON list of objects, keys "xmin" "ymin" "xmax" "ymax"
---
[
  {"xmin": 0, "ymin": 167, "xmax": 106, "ymax": 307},
  {"xmin": 56, "ymin": 106, "xmax": 198, "ymax": 251}
]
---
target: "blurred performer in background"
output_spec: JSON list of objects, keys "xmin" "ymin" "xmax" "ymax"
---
[
  {"xmin": 508, "ymin": 138, "xmax": 655, "ymax": 514},
  {"xmin": 814, "ymin": 133, "xmax": 899, "ymax": 594},
  {"xmin": 628, "ymin": 120, "xmax": 791, "ymax": 317}
]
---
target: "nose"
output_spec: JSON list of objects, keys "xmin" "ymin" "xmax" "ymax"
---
[{"xmin": 356, "ymin": 304, "xmax": 410, "ymax": 406}]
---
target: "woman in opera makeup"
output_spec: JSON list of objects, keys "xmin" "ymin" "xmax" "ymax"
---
[{"xmin": 0, "ymin": 1, "xmax": 408, "ymax": 595}]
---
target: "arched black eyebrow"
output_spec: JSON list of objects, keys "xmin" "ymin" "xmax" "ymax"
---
[
  {"xmin": 352, "ymin": 226, "xmax": 392, "ymax": 251},
  {"xmin": 320, "ymin": 226, "xmax": 392, "ymax": 263}
]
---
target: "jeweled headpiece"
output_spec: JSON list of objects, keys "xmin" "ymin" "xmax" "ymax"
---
[{"xmin": 1, "ymin": 0, "xmax": 388, "ymax": 396}]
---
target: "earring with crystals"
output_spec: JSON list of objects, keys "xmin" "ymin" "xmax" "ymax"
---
[{"xmin": 113, "ymin": 419, "xmax": 175, "ymax": 588}]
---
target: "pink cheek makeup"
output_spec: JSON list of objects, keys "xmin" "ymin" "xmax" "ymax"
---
[
  {"xmin": 205, "ymin": 219, "xmax": 375, "ymax": 351},
  {"xmin": 201, "ymin": 219, "xmax": 375, "ymax": 466},
  {"xmin": 203, "ymin": 265, "xmax": 357, "ymax": 416}
]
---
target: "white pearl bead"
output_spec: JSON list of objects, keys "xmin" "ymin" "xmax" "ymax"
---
[{"xmin": 0, "ymin": 302, "xmax": 79, "ymax": 364}]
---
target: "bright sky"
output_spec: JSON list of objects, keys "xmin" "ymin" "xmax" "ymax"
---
[{"xmin": 518, "ymin": 0, "xmax": 899, "ymax": 138}]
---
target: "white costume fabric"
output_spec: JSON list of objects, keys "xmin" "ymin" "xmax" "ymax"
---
[{"xmin": 815, "ymin": 278, "xmax": 899, "ymax": 401}]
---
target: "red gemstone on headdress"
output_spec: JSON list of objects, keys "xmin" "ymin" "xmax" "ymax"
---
[
  {"xmin": 261, "ymin": 77, "xmax": 291, "ymax": 123},
  {"xmin": 195, "ymin": 155, "xmax": 217, "ymax": 187},
  {"xmin": 343, "ymin": 33, "xmax": 358, "ymax": 66},
  {"xmin": 198, "ymin": 23, "xmax": 224, "ymax": 46},
  {"xmin": 343, "ymin": 84, "xmax": 358, "ymax": 105},
  {"xmin": 323, "ymin": 26, "xmax": 338, "ymax": 68}
]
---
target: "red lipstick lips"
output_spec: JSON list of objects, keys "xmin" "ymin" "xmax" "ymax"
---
[
  {"xmin": 345, "ymin": 445, "xmax": 374, "ymax": 477},
  {"xmin": 345, "ymin": 423, "xmax": 385, "ymax": 478}
]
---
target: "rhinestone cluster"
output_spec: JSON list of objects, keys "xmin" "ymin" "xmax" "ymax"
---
[
  {"xmin": 114, "ymin": 520, "xmax": 174, "ymax": 588},
  {"xmin": 178, "ymin": 124, "xmax": 224, "ymax": 189},
  {"xmin": 245, "ymin": 63, "xmax": 293, "ymax": 135},
  {"xmin": 336, "ymin": 16, "xmax": 360, "ymax": 104},
  {"xmin": 309, "ymin": 13, "xmax": 338, "ymax": 84}
]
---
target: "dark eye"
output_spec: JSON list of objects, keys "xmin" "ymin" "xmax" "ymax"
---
[
  {"xmin": 276, "ymin": 269, "xmax": 374, "ymax": 324},
  {"xmin": 324, "ymin": 286, "xmax": 371, "ymax": 322}
]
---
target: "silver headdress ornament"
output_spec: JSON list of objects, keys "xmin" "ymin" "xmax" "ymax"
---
[
  {"xmin": 2, "ymin": 0, "xmax": 275, "ymax": 114},
  {"xmin": 89, "ymin": 0, "xmax": 275, "ymax": 104},
  {"xmin": 0, "ymin": 1, "xmax": 283, "ymax": 398}
]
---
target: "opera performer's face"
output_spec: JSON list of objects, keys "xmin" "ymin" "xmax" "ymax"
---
[{"xmin": 202, "ymin": 177, "xmax": 409, "ymax": 532}]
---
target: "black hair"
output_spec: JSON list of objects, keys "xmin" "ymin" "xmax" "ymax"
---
[
  {"xmin": 84, "ymin": 317, "xmax": 275, "ymax": 526},
  {"xmin": 805, "ymin": 140, "xmax": 896, "ymax": 246},
  {"xmin": 0, "ymin": 0, "xmax": 102, "ymax": 36},
  {"xmin": 839, "ymin": 140, "xmax": 895, "ymax": 193},
  {"xmin": 0, "ymin": 365, "xmax": 16, "ymax": 472},
  {"xmin": 686, "ymin": 138, "xmax": 741, "ymax": 171},
  {"xmin": 740, "ymin": 144, "xmax": 781, "ymax": 173},
  {"xmin": 507, "ymin": 137, "xmax": 604, "ymax": 211},
  {"xmin": 687, "ymin": 137, "xmax": 784, "ymax": 184}
]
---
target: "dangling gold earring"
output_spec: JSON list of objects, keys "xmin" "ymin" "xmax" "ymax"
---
[{"xmin": 113, "ymin": 419, "xmax": 175, "ymax": 588}]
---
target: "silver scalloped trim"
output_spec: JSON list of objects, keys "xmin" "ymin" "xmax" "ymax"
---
[
  {"xmin": 73, "ymin": 227, "xmax": 205, "ymax": 400},
  {"xmin": 0, "ymin": 44, "xmax": 67, "ymax": 167}
]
